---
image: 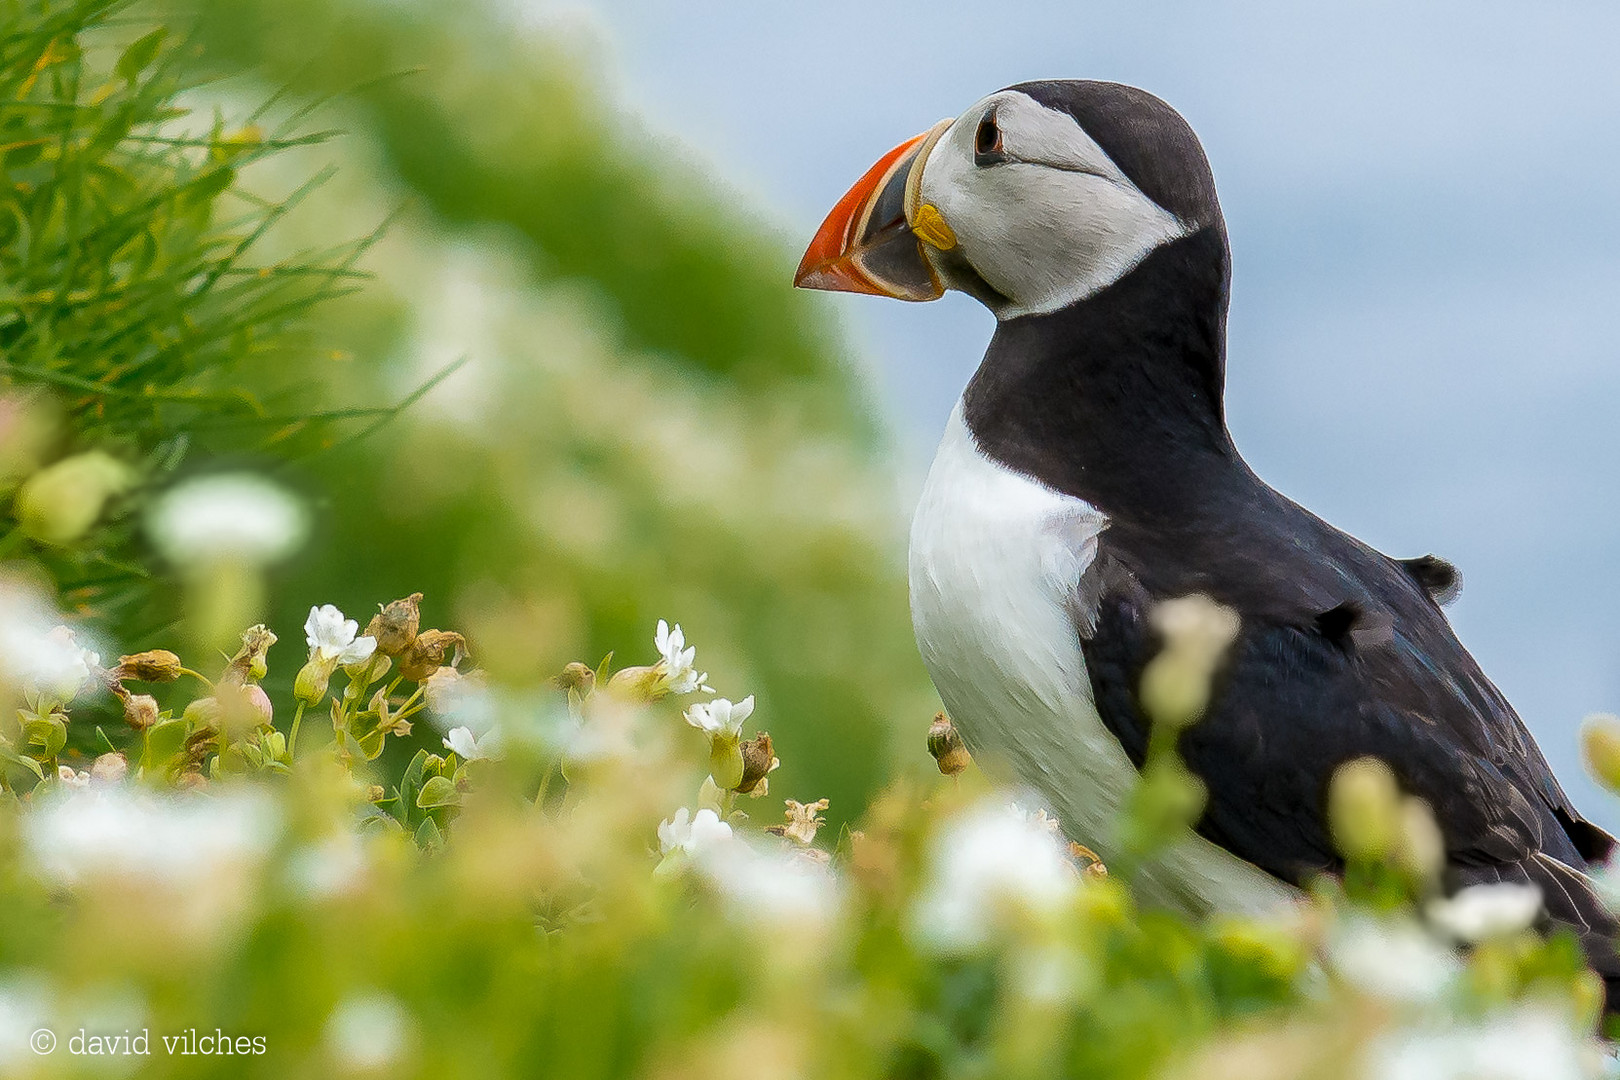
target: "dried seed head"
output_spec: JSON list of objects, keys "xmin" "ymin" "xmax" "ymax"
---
[
  {"xmin": 123, "ymin": 692, "xmax": 160, "ymax": 731},
  {"xmin": 116, "ymin": 649, "xmax": 183, "ymax": 683},
  {"xmin": 399, "ymin": 629, "xmax": 466, "ymax": 682},
  {"xmin": 927, "ymin": 713, "xmax": 971, "ymax": 777},
  {"xmin": 91, "ymin": 752, "xmax": 128, "ymax": 784},
  {"xmin": 366, "ymin": 593, "xmax": 422, "ymax": 657},
  {"xmin": 552, "ymin": 662, "xmax": 596, "ymax": 692},
  {"xmin": 226, "ymin": 624, "xmax": 278, "ymax": 682},
  {"xmin": 735, "ymin": 732, "xmax": 780, "ymax": 796},
  {"xmin": 766, "ymin": 798, "xmax": 830, "ymax": 846}
]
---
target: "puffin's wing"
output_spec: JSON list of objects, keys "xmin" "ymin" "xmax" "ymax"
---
[
  {"xmin": 1079, "ymin": 561, "xmax": 1620, "ymax": 991},
  {"xmin": 1081, "ymin": 572, "xmax": 1620, "ymax": 986}
]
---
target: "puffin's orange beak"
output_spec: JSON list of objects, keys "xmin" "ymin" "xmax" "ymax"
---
[{"xmin": 794, "ymin": 120, "xmax": 952, "ymax": 302}]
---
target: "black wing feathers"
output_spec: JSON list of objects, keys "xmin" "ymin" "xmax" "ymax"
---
[{"xmin": 1075, "ymin": 491, "xmax": 1615, "ymax": 971}]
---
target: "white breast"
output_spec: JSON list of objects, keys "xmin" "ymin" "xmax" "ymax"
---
[{"xmin": 908, "ymin": 403, "xmax": 1294, "ymax": 916}]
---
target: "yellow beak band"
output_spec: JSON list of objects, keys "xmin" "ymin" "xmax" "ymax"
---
[
  {"xmin": 911, "ymin": 203, "xmax": 957, "ymax": 250},
  {"xmin": 901, "ymin": 118, "xmax": 958, "ymax": 251}
]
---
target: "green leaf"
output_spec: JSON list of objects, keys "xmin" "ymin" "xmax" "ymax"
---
[
  {"xmin": 115, "ymin": 28, "xmax": 167, "ymax": 84},
  {"xmin": 142, "ymin": 719, "xmax": 188, "ymax": 772},
  {"xmin": 415, "ymin": 775, "xmax": 460, "ymax": 809},
  {"xmin": 414, "ymin": 816, "xmax": 443, "ymax": 851},
  {"xmin": 0, "ymin": 744, "xmax": 45, "ymax": 782},
  {"xmin": 21, "ymin": 716, "xmax": 67, "ymax": 759}
]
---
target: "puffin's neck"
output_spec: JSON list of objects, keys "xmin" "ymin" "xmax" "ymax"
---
[{"xmin": 961, "ymin": 227, "xmax": 1243, "ymax": 521}]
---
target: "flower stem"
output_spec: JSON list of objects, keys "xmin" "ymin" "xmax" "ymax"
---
[
  {"xmin": 178, "ymin": 667, "xmax": 215, "ymax": 690},
  {"xmin": 287, "ymin": 701, "xmax": 308, "ymax": 759}
]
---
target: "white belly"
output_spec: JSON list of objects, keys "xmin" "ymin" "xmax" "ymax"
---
[{"xmin": 908, "ymin": 403, "xmax": 1293, "ymax": 916}]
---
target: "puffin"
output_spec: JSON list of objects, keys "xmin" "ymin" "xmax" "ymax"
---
[{"xmin": 794, "ymin": 79, "xmax": 1618, "ymax": 986}]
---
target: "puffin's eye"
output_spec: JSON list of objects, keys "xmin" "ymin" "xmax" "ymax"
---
[{"xmin": 974, "ymin": 112, "xmax": 1006, "ymax": 166}]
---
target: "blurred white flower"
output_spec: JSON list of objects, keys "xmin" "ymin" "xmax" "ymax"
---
[
  {"xmin": 0, "ymin": 975, "xmax": 53, "ymax": 1070},
  {"xmin": 57, "ymin": 765, "xmax": 89, "ymax": 789},
  {"xmin": 326, "ymin": 992, "xmax": 413, "ymax": 1072},
  {"xmin": 697, "ymin": 835, "xmax": 844, "ymax": 934},
  {"xmin": 654, "ymin": 619, "xmax": 710, "ymax": 695},
  {"xmin": 1328, "ymin": 914, "xmax": 1460, "ymax": 1004},
  {"xmin": 911, "ymin": 801, "xmax": 1078, "ymax": 952},
  {"xmin": 424, "ymin": 665, "xmax": 475, "ymax": 715},
  {"xmin": 305, "ymin": 605, "xmax": 377, "ymax": 666},
  {"xmin": 288, "ymin": 831, "xmax": 369, "ymax": 901},
  {"xmin": 147, "ymin": 473, "xmax": 306, "ymax": 566},
  {"xmin": 442, "ymin": 725, "xmax": 499, "ymax": 762},
  {"xmin": 22, "ymin": 625, "xmax": 100, "ymax": 709},
  {"xmin": 1367, "ymin": 1006, "xmax": 1595, "ymax": 1080},
  {"xmin": 656, "ymin": 807, "xmax": 734, "ymax": 875},
  {"xmin": 26, "ymin": 786, "xmax": 277, "ymax": 886},
  {"xmin": 24, "ymin": 786, "xmax": 278, "ymax": 937},
  {"xmin": 684, "ymin": 696, "xmax": 753, "ymax": 739},
  {"xmin": 1426, "ymin": 882, "xmax": 1542, "ymax": 942}
]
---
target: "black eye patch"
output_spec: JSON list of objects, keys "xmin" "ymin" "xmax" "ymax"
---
[{"xmin": 974, "ymin": 111, "xmax": 1007, "ymax": 167}]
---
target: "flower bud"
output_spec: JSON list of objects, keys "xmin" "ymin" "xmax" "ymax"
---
[
  {"xmin": 365, "ymin": 593, "xmax": 422, "ymax": 657},
  {"xmin": 294, "ymin": 657, "xmax": 335, "ymax": 705},
  {"xmin": 552, "ymin": 662, "xmax": 596, "ymax": 692},
  {"xmin": 183, "ymin": 695, "xmax": 222, "ymax": 731},
  {"xmin": 398, "ymin": 629, "xmax": 465, "ymax": 683},
  {"xmin": 116, "ymin": 649, "xmax": 183, "ymax": 683},
  {"xmin": 708, "ymin": 734, "xmax": 744, "ymax": 791},
  {"xmin": 1329, "ymin": 756, "xmax": 1401, "ymax": 862},
  {"xmin": 124, "ymin": 692, "xmax": 161, "ymax": 730},
  {"xmin": 1396, "ymin": 796, "xmax": 1445, "ymax": 884},
  {"xmin": 1581, "ymin": 714, "xmax": 1620, "ymax": 794},
  {"xmin": 605, "ymin": 664, "xmax": 665, "ymax": 702},
  {"xmin": 1139, "ymin": 594, "xmax": 1242, "ymax": 729},
  {"xmin": 927, "ymin": 713, "xmax": 971, "ymax": 777},
  {"xmin": 90, "ymin": 752, "xmax": 128, "ymax": 784},
  {"xmin": 735, "ymin": 732, "xmax": 778, "ymax": 795},
  {"xmin": 15, "ymin": 450, "xmax": 132, "ymax": 545}
]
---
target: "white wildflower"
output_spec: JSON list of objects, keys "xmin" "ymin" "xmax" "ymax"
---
[
  {"xmin": 442, "ymin": 725, "xmax": 499, "ymax": 762},
  {"xmin": 1367, "ymin": 1006, "xmax": 1595, "ymax": 1080},
  {"xmin": 56, "ymin": 765, "xmax": 89, "ymax": 789},
  {"xmin": 911, "ymin": 801, "xmax": 1078, "ymax": 952},
  {"xmin": 1426, "ymin": 882, "xmax": 1543, "ymax": 942},
  {"xmin": 1328, "ymin": 914, "xmax": 1461, "ymax": 1004},
  {"xmin": 20, "ymin": 625, "xmax": 100, "ymax": 709},
  {"xmin": 24, "ymin": 786, "xmax": 278, "ymax": 936},
  {"xmin": 304, "ymin": 605, "xmax": 377, "ymax": 666},
  {"xmin": 146, "ymin": 474, "xmax": 306, "ymax": 566},
  {"xmin": 655, "ymin": 807, "xmax": 734, "ymax": 875},
  {"xmin": 698, "ymin": 835, "xmax": 844, "ymax": 934},
  {"xmin": 654, "ymin": 619, "xmax": 710, "ymax": 694},
  {"xmin": 326, "ymin": 992, "xmax": 412, "ymax": 1071},
  {"xmin": 683, "ymin": 696, "xmax": 753, "ymax": 739}
]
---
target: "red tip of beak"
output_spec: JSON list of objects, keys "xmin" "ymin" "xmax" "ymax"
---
[{"xmin": 795, "ymin": 129, "xmax": 935, "ymax": 297}]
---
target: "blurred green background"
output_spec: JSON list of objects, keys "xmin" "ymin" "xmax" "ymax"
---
[{"xmin": 125, "ymin": 0, "xmax": 936, "ymax": 828}]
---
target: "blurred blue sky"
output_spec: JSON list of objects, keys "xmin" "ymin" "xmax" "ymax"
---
[{"xmin": 570, "ymin": 0, "xmax": 1620, "ymax": 825}]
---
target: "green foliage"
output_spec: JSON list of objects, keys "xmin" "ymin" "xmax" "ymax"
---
[{"xmin": 0, "ymin": 0, "xmax": 413, "ymax": 629}]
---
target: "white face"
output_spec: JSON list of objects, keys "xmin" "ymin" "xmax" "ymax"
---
[{"xmin": 916, "ymin": 90, "xmax": 1186, "ymax": 319}]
